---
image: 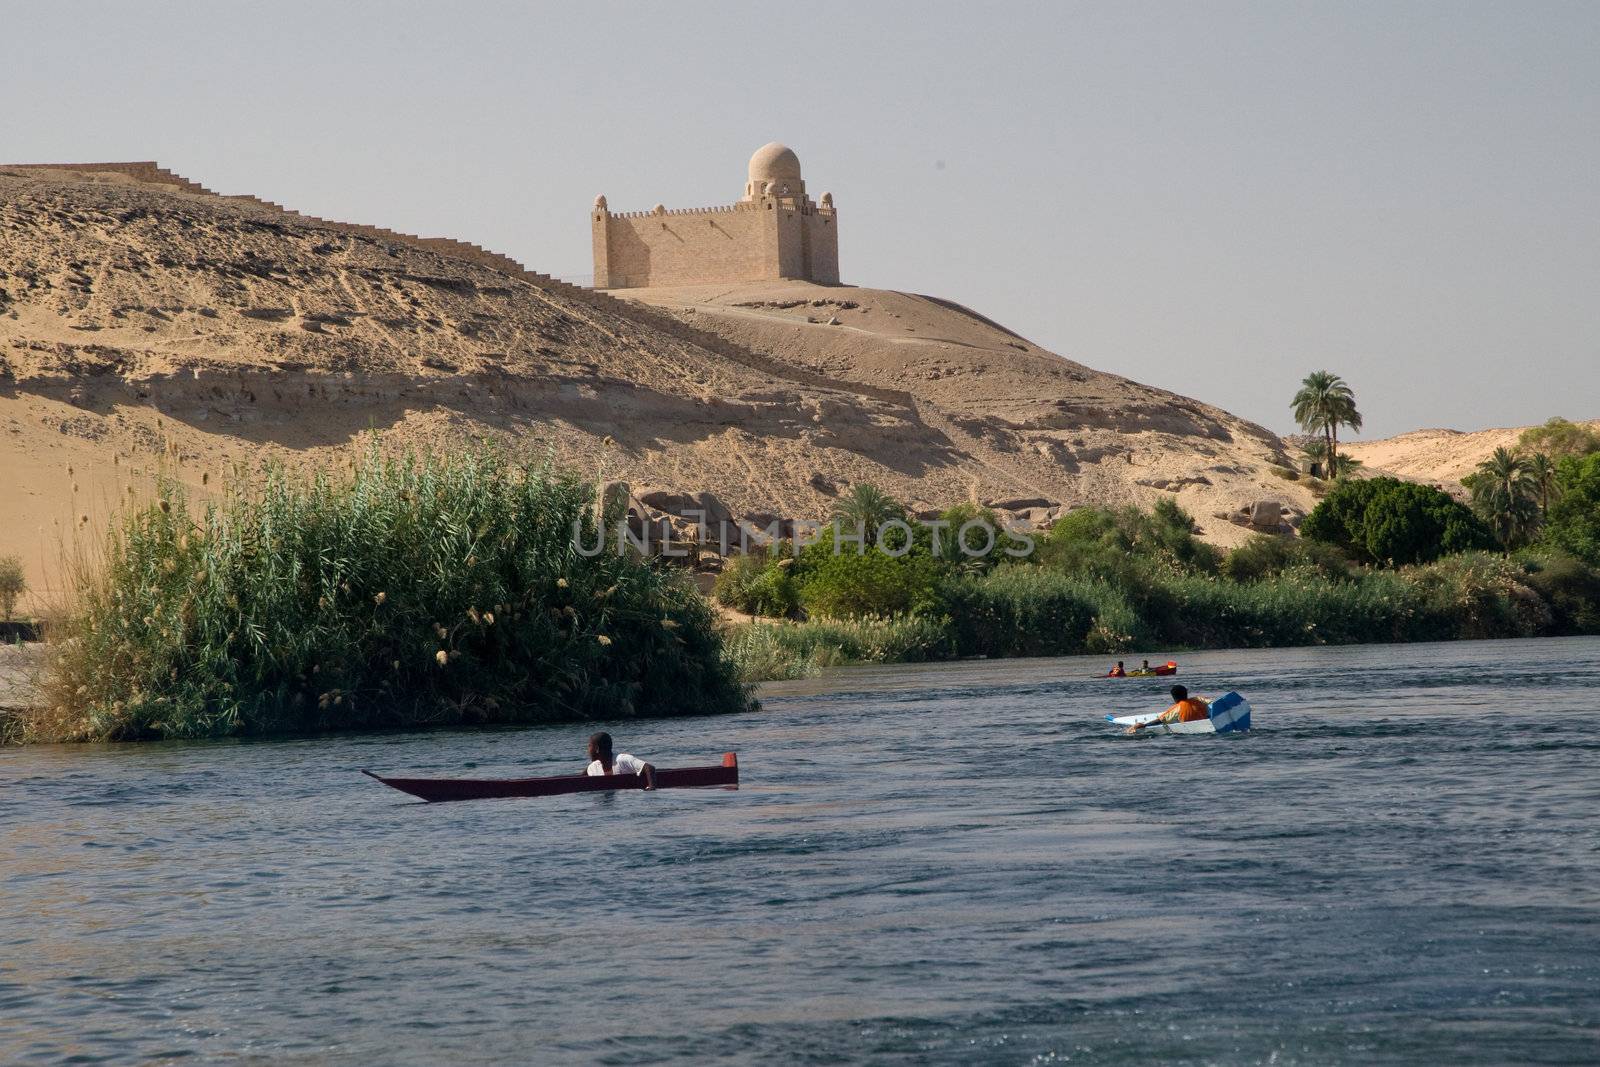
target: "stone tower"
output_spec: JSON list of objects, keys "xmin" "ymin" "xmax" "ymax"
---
[{"xmin": 591, "ymin": 142, "xmax": 839, "ymax": 289}]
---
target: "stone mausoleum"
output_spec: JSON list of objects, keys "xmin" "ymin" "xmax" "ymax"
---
[{"xmin": 591, "ymin": 142, "xmax": 838, "ymax": 290}]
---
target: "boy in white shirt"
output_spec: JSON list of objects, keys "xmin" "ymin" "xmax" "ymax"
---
[{"xmin": 586, "ymin": 731, "xmax": 657, "ymax": 790}]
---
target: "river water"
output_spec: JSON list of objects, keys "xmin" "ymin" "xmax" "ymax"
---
[{"xmin": 3, "ymin": 637, "xmax": 1598, "ymax": 1064}]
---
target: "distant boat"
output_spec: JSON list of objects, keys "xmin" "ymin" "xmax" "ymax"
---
[
  {"xmin": 362, "ymin": 753, "xmax": 739, "ymax": 803},
  {"xmin": 1107, "ymin": 692, "xmax": 1252, "ymax": 735},
  {"xmin": 1104, "ymin": 661, "xmax": 1178, "ymax": 677}
]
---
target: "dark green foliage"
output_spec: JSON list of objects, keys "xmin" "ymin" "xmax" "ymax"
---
[
  {"xmin": 1036, "ymin": 501, "xmax": 1219, "ymax": 580},
  {"xmin": 1464, "ymin": 447, "xmax": 1541, "ymax": 547},
  {"xmin": 931, "ymin": 502, "xmax": 1034, "ymax": 573},
  {"xmin": 1220, "ymin": 535, "xmax": 1354, "ymax": 583},
  {"xmin": 36, "ymin": 446, "xmax": 753, "ymax": 742},
  {"xmin": 794, "ymin": 540, "xmax": 948, "ymax": 618},
  {"xmin": 937, "ymin": 568, "xmax": 1105, "ymax": 658},
  {"xmin": 713, "ymin": 549, "xmax": 800, "ymax": 618},
  {"xmin": 1155, "ymin": 570, "xmax": 1429, "ymax": 647},
  {"xmin": 1301, "ymin": 477, "xmax": 1495, "ymax": 566},
  {"xmin": 1402, "ymin": 552, "xmax": 1552, "ymax": 640},
  {"xmin": 1515, "ymin": 548, "xmax": 1600, "ymax": 634},
  {"xmin": 1544, "ymin": 453, "xmax": 1600, "ymax": 565},
  {"xmin": 830, "ymin": 484, "xmax": 908, "ymax": 533}
]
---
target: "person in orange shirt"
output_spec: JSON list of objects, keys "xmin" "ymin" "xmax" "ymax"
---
[
  {"xmin": 1126, "ymin": 685, "xmax": 1210, "ymax": 734},
  {"xmin": 1107, "ymin": 661, "xmax": 1127, "ymax": 677}
]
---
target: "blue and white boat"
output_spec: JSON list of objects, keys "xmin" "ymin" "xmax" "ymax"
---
[{"xmin": 1107, "ymin": 691, "xmax": 1252, "ymax": 735}]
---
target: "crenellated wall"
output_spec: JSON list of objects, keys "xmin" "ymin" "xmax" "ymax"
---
[
  {"xmin": 596, "ymin": 202, "xmax": 776, "ymax": 289},
  {"xmin": 592, "ymin": 166, "xmax": 839, "ymax": 290}
]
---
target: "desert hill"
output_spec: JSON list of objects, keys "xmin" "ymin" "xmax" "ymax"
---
[
  {"xmin": 1343, "ymin": 420, "xmax": 1600, "ymax": 488},
  {"xmin": 1, "ymin": 164, "xmax": 1312, "ymax": 605},
  {"xmin": 622, "ymin": 281, "xmax": 1310, "ymax": 533}
]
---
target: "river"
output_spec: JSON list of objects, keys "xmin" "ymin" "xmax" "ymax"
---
[{"xmin": 3, "ymin": 637, "xmax": 1598, "ymax": 1064}]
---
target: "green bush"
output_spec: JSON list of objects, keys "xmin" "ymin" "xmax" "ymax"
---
[
  {"xmin": 1544, "ymin": 453, "xmax": 1600, "ymax": 565},
  {"xmin": 794, "ymin": 539, "xmax": 949, "ymax": 619},
  {"xmin": 1036, "ymin": 501, "xmax": 1218, "ymax": 582},
  {"xmin": 1517, "ymin": 417, "xmax": 1600, "ymax": 460},
  {"xmin": 0, "ymin": 555, "xmax": 24, "ymax": 621},
  {"xmin": 1301, "ymin": 477, "xmax": 1495, "ymax": 566},
  {"xmin": 929, "ymin": 502, "xmax": 1034, "ymax": 572},
  {"xmin": 1402, "ymin": 552, "xmax": 1552, "ymax": 640},
  {"xmin": 1221, "ymin": 535, "xmax": 1354, "ymax": 583},
  {"xmin": 31, "ymin": 445, "xmax": 753, "ymax": 742},
  {"xmin": 713, "ymin": 550, "xmax": 800, "ymax": 618},
  {"xmin": 937, "ymin": 567, "xmax": 1100, "ymax": 657},
  {"xmin": 1516, "ymin": 548, "xmax": 1600, "ymax": 634}
]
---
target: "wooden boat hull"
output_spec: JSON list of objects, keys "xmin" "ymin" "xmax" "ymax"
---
[{"xmin": 363, "ymin": 752, "xmax": 739, "ymax": 802}]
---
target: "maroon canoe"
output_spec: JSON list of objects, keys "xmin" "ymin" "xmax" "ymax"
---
[{"xmin": 362, "ymin": 752, "xmax": 739, "ymax": 803}]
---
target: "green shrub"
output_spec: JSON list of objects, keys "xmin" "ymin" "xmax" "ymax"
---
[
  {"xmin": 1402, "ymin": 552, "xmax": 1552, "ymax": 640},
  {"xmin": 1516, "ymin": 548, "xmax": 1600, "ymax": 634},
  {"xmin": 794, "ymin": 539, "xmax": 949, "ymax": 619},
  {"xmin": 30, "ymin": 445, "xmax": 753, "ymax": 742},
  {"xmin": 713, "ymin": 551, "xmax": 799, "ymax": 618},
  {"xmin": 1221, "ymin": 535, "xmax": 1354, "ymax": 583},
  {"xmin": 1301, "ymin": 477, "xmax": 1495, "ymax": 566},
  {"xmin": 937, "ymin": 567, "xmax": 1099, "ymax": 657},
  {"xmin": 0, "ymin": 555, "xmax": 24, "ymax": 621},
  {"xmin": 1036, "ymin": 502, "xmax": 1218, "ymax": 581},
  {"xmin": 1517, "ymin": 417, "xmax": 1600, "ymax": 460},
  {"xmin": 930, "ymin": 502, "xmax": 1033, "ymax": 572},
  {"xmin": 1544, "ymin": 453, "xmax": 1600, "ymax": 565}
]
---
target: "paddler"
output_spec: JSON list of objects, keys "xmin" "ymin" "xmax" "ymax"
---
[
  {"xmin": 586, "ymin": 731, "xmax": 657, "ymax": 790},
  {"xmin": 1126, "ymin": 685, "xmax": 1210, "ymax": 735},
  {"xmin": 1107, "ymin": 660, "xmax": 1127, "ymax": 677}
]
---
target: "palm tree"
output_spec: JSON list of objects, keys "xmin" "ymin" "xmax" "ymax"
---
[
  {"xmin": 1468, "ymin": 446, "xmax": 1540, "ymax": 547},
  {"xmin": 1291, "ymin": 371, "xmax": 1363, "ymax": 473},
  {"xmin": 1527, "ymin": 452, "xmax": 1561, "ymax": 515},
  {"xmin": 830, "ymin": 484, "xmax": 907, "ymax": 533},
  {"xmin": 1299, "ymin": 439, "xmax": 1363, "ymax": 479}
]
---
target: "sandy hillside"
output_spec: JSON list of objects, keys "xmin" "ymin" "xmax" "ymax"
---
[
  {"xmin": 1343, "ymin": 420, "xmax": 1600, "ymax": 488},
  {"xmin": 621, "ymin": 281, "xmax": 1313, "ymax": 540},
  {"xmin": 1, "ymin": 165, "xmax": 1312, "ymax": 607}
]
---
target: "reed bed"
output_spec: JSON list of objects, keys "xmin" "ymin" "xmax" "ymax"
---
[{"xmin": 25, "ymin": 445, "xmax": 752, "ymax": 742}]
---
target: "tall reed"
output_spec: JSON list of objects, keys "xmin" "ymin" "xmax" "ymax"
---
[{"xmin": 28, "ymin": 444, "xmax": 752, "ymax": 741}]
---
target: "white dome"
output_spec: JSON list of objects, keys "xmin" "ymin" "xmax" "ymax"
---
[{"xmin": 748, "ymin": 142, "xmax": 802, "ymax": 183}]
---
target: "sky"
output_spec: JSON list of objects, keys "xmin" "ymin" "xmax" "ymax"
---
[{"xmin": 5, "ymin": 0, "xmax": 1597, "ymax": 439}]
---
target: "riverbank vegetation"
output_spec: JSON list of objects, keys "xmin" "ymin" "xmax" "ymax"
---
[
  {"xmin": 17, "ymin": 446, "xmax": 753, "ymax": 743},
  {"xmin": 720, "ymin": 471, "xmax": 1600, "ymax": 681}
]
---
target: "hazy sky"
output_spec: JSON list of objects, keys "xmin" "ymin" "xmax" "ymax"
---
[{"xmin": 7, "ymin": 1, "xmax": 1597, "ymax": 438}]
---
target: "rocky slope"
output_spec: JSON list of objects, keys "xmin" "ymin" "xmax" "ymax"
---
[{"xmin": 0, "ymin": 165, "xmax": 1312, "ymax": 604}]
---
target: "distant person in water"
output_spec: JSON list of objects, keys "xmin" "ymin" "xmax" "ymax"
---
[
  {"xmin": 1140, "ymin": 659, "xmax": 1151, "ymax": 672},
  {"xmin": 586, "ymin": 732, "xmax": 657, "ymax": 790},
  {"xmin": 1127, "ymin": 685, "xmax": 1210, "ymax": 734},
  {"xmin": 1108, "ymin": 661, "xmax": 1126, "ymax": 677}
]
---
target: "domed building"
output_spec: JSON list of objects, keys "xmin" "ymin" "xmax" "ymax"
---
[{"xmin": 592, "ymin": 142, "xmax": 838, "ymax": 289}]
